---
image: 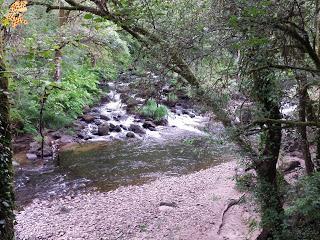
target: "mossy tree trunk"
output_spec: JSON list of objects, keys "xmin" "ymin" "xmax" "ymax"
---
[
  {"xmin": 0, "ymin": 30, "xmax": 15, "ymax": 240},
  {"xmin": 295, "ymin": 72, "xmax": 314, "ymax": 175},
  {"xmin": 314, "ymin": 0, "xmax": 320, "ymax": 171},
  {"xmin": 253, "ymin": 72, "xmax": 283, "ymax": 240}
]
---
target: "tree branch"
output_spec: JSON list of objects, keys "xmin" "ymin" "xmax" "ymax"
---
[
  {"xmin": 250, "ymin": 64, "xmax": 320, "ymax": 74},
  {"xmin": 252, "ymin": 118, "xmax": 320, "ymax": 128},
  {"xmin": 28, "ymin": 1, "xmax": 102, "ymax": 15}
]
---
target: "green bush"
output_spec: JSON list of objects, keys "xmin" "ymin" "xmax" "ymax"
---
[
  {"xmin": 282, "ymin": 172, "xmax": 320, "ymax": 240},
  {"xmin": 44, "ymin": 67, "xmax": 101, "ymax": 129},
  {"xmin": 140, "ymin": 99, "xmax": 168, "ymax": 121}
]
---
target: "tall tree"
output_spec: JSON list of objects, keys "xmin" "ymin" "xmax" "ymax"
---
[
  {"xmin": 0, "ymin": 28, "xmax": 15, "ymax": 240},
  {"xmin": 252, "ymin": 69, "xmax": 283, "ymax": 240},
  {"xmin": 0, "ymin": 1, "xmax": 28, "ymax": 238}
]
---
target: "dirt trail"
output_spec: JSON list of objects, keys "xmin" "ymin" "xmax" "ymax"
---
[{"xmin": 16, "ymin": 161, "xmax": 258, "ymax": 240}]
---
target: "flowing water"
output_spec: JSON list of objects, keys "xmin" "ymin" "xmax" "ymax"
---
[{"xmin": 14, "ymin": 81, "xmax": 240, "ymax": 207}]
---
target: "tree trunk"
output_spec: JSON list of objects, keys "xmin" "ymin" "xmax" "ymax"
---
[
  {"xmin": 253, "ymin": 72, "xmax": 283, "ymax": 240},
  {"xmin": 315, "ymin": 96, "xmax": 320, "ymax": 171},
  {"xmin": 53, "ymin": 49, "xmax": 62, "ymax": 82},
  {"xmin": 0, "ymin": 31, "xmax": 15, "ymax": 240},
  {"xmin": 296, "ymin": 74, "xmax": 314, "ymax": 175},
  {"xmin": 314, "ymin": 1, "xmax": 320, "ymax": 171},
  {"xmin": 305, "ymin": 93, "xmax": 316, "ymax": 122},
  {"xmin": 298, "ymin": 89, "xmax": 314, "ymax": 175},
  {"xmin": 316, "ymin": 129, "xmax": 320, "ymax": 171},
  {"xmin": 53, "ymin": 5, "xmax": 67, "ymax": 82}
]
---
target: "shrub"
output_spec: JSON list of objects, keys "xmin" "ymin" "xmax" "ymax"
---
[
  {"xmin": 10, "ymin": 66, "xmax": 101, "ymax": 133},
  {"xmin": 140, "ymin": 99, "xmax": 168, "ymax": 121},
  {"xmin": 44, "ymin": 67, "xmax": 101, "ymax": 129},
  {"xmin": 282, "ymin": 172, "xmax": 320, "ymax": 239}
]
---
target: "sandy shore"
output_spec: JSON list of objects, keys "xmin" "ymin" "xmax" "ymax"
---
[{"xmin": 16, "ymin": 161, "xmax": 258, "ymax": 240}]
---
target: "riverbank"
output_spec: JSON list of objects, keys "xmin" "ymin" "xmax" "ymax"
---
[{"xmin": 15, "ymin": 161, "xmax": 258, "ymax": 240}]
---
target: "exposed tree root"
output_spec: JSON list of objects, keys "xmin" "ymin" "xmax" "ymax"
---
[{"xmin": 217, "ymin": 194, "xmax": 246, "ymax": 235}]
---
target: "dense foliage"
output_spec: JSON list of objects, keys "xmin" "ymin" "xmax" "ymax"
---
[{"xmin": 7, "ymin": 6, "xmax": 131, "ymax": 135}]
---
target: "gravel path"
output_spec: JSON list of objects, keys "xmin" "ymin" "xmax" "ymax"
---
[{"xmin": 16, "ymin": 161, "xmax": 258, "ymax": 240}]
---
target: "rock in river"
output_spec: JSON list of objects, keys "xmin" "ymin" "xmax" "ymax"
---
[
  {"xmin": 100, "ymin": 114, "xmax": 110, "ymax": 121},
  {"xmin": 126, "ymin": 132, "xmax": 135, "ymax": 138},
  {"xmin": 154, "ymin": 118, "xmax": 168, "ymax": 126},
  {"xmin": 82, "ymin": 114, "xmax": 95, "ymax": 123},
  {"xmin": 129, "ymin": 124, "xmax": 146, "ymax": 134},
  {"xmin": 98, "ymin": 123, "xmax": 109, "ymax": 136},
  {"xmin": 142, "ymin": 121, "xmax": 157, "ymax": 130}
]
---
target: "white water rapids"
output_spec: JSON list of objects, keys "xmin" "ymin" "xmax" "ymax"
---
[{"xmin": 85, "ymin": 82, "xmax": 209, "ymax": 141}]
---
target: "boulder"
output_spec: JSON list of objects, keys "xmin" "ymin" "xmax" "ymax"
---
[
  {"xmin": 126, "ymin": 97, "xmax": 140, "ymax": 108},
  {"xmin": 82, "ymin": 114, "xmax": 95, "ymax": 123},
  {"xmin": 114, "ymin": 125, "xmax": 122, "ymax": 132},
  {"xmin": 144, "ymin": 118, "xmax": 153, "ymax": 122},
  {"xmin": 129, "ymin": 124, "xmax": 146, "ymax": 134},
  {"xmin": 29, "ymin": 141, "xmax": 40, "ymax": 153},
  {"xmin": 120, "ymin": 124, "xmax": 128, "ymax": 130},
  {"xmin": 154, "ymin": 119, "xmax": 168, "ymax": 126},
  {"xmin": 182, "ymin": 109, "xmax": 189, "ymax": 115},
  {"xmin": 113, "ymin": 115, "xmax": 122, "ymax": 121},
  {"xmin": 60, "ymin": 135, "xmax": 74, "ymax": 144},
  {"xmin": 26, "ymin": 153, "xmax": 37, "ymax": 161},
  {"xmin": 142, "ymin": 121, "xmax": 157, "ymax": 130},
  {"xmin": 148, "ymin": 126, "xmax": 156, "ymax": 131},
  {"xmin": 94, "ymin": 119, "xmax": 103, "ymax": 126},
  {"xmin": 188, "ymin": 113, "xmax": 196, "ymax": 118},
  {"xmin": 126, "ymin": 132, "xmax": 135, "ymax": 138},
  {"xmin": 109, "ymin": 123, "xmax": 116, "ymax": 132},
  {"xmin": 91, "ymin": 108, "xmax": 100, "ymax": 113},
  {"xmin": 98, "ymin": 123, "xmax": 109, "ymax": 136},
  {"xmin": 78, "ymin": 131, "xmax": 91, "ymax": 140},
  {"xmin": 73, "ymin": 122, "xmax": 86, "ymax": 130},
  {"xmin": 100, "ymin": 114, "xmax": 110, "ymax": 121}
]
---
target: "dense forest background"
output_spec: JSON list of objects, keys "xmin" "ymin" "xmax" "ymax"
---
[{"xmin": 1, "ymin": 0, "xmax": 320, "ymax": 239}]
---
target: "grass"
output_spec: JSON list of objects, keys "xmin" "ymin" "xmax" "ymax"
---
[{"xmin": 140, "ymin": 99, "xmax": 168, "ymax": 121}]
